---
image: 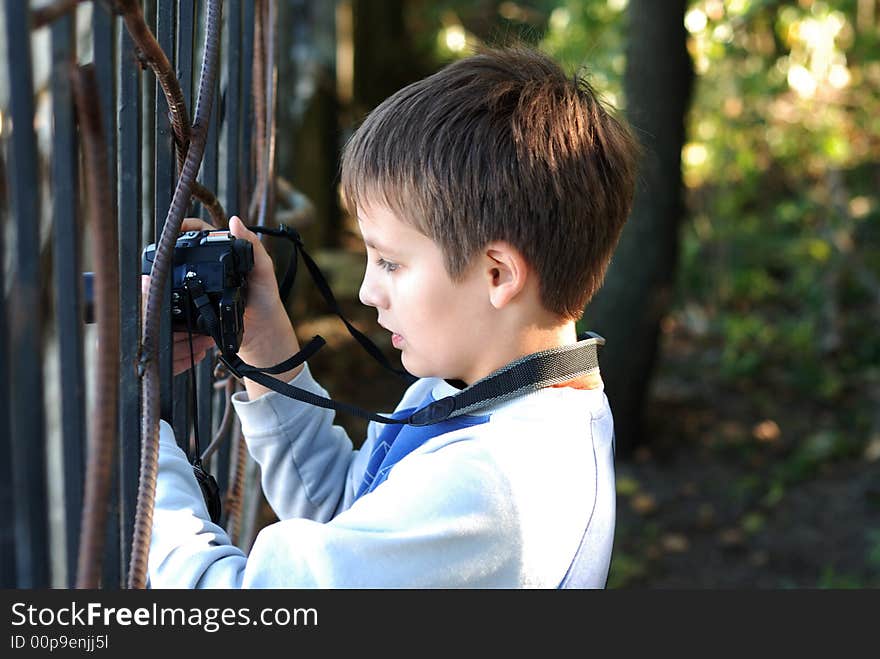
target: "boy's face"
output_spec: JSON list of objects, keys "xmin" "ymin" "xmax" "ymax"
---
[{"xmin": 357, "ymin": 203, "xmax": 491, "ymax": 384}]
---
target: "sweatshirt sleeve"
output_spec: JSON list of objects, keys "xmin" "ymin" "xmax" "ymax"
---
[
  {"xmin": 148, "ymin": 420, "xmax": 520, "ymax": 588},
  {"xmin": 229, "ymin": 362, "xmax": 375, "ymax": 521}
]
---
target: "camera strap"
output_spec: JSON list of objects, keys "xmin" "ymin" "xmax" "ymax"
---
[
  {"xmin": 185, "ymin": 224, "xmax": 605, "ymax": 426},
  {"xmin": 182, "ymin": 285, "xmax": 222, "ymax": 523},
  {"xmin": 222, "ymin": 334, "xmax": 604, "ymax": 426}
]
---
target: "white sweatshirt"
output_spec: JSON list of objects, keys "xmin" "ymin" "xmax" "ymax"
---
[{"xmin": 148, "ymin": 362, "xmax": 616, "ymax": 588}]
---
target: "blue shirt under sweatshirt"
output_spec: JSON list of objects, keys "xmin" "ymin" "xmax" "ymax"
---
[
  {"xmin": 355, "ymin": 390, "xmax": 490, "ymax": 499},
  {"xmin": 148, "ymin": 362, "xmax": 616, "ymax": 588}
]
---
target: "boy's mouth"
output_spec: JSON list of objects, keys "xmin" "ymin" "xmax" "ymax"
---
[{"xmin": 391, "ymin": 333, "xmax": 404, "ymax": 349}]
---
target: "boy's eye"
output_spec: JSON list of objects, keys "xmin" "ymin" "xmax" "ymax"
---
[{"xmin": 376, "ymin": 258, "xmax": 399, "ymax": 273}]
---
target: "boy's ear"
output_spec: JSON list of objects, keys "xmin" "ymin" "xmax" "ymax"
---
[{"xmin": 484, "ymin": 242, "xmax": 529, "ymax": 310}]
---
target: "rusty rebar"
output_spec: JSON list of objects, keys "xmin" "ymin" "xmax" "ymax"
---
[
  {"xmin": 70, "ymin": 63, "xmax": 120, "ymax": 589},
  {"xmin": 128, "ymin": 0, "xmax": 223, "ymax": 590},
  {"xmin": 224, "ymin": 414, "xmax": 247, "ymax": 546},
  {"xmin": 31, "ymin": 0, "xmax": 82, "ymax": 29},
  {"xmin": 200, "ymin": 376, "xmax": 235, "ymax": 463}
]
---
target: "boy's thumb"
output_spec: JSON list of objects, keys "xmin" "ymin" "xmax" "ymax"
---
[{"xmin": 228, "ymin": 215, "xmax": 257, "ymax": 245}]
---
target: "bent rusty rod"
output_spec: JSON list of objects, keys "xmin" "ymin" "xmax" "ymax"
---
[
  {"xmin": 224, "ymin": 415, "xmax": 247, "ymax": 546},
  {"xmin": 31, "ymin": 0, "xmax": 82, "ymax": 29},
  {"xmin": 32, "ymin": 0, "xmax": 222, "ymax": 226},
  {"xmin": 128, "ymin": 0, "xmax": 222, "ymax": 590},
  {"xmin": 200, "ymin": 376, "xmax": 235, "ymax": 463},
  {"xmin": 70, "ymin": 64, "xmax": 120, "ymax": 589},
  {"xmin": 113, "ymin": 0, "xmax": 226, "ymax": 227}
]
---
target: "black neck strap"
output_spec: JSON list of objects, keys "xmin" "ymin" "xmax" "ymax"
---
[
  {"xmin": 189, "ymin": 224, "xmax": 606, "ymax": 427},
  {"xmin": 219, "ymin": 334, "xmax": 603, "ymax": 426}
]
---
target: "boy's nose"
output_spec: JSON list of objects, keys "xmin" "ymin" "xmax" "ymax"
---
[{"xmin": 359, "ymin": 272, "xmax": 388, "ymax": 310}]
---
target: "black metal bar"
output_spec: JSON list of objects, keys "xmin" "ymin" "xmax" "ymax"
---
[
  {"xmin": 196, "ymin": 1, "xmax": 219, "ymax": 476},
  {"xmin": 154, "ymin": 0, "xmax": 177, "ymax": 432},
  {"xmin": 141, "ymin": 0, "xmax": 156, "ymax": 247},
  {"xmin": 91, "ymin": 3, "xmax": 123, "ymax": 591},
  {"xmin": 0, "ymin": 92, "xmax": 13, "ymax": 591},
  {"xmin": 2, "ymin": 0, "xmax": 50, "ymax": 588},
  {"xmin": 240, "ymin": 0, "xmax": 254, "ymax": 213},
  {"xmin": 51, "ymin": 8, "xmax": 87, "ymax": 590},
  {"xmin": 199, "ymin": 33, "xmax": 220, "ymax": 227},
  {"xmin": 221, "ymin": 0, "xmax": 242, "ymax": 217},
  {"xmin": 215, "ymin": 0, "xmax": 243, "ymax": 490},
  {"xmin": 177, "ymin": 0, "xmax": 196, "ymax": 114},
  {"xmin": 116, "ymin": 20, "xmax": 143, "ymax": 589},
  {"xmin": 170, "ymin": 0, "xmax": 196, "ymax": 457},
  {"xmin": 93, "ymin": 4, "xmax": 117, "ymax": 201}
]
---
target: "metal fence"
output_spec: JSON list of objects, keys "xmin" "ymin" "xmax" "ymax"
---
[{"xmin": 0, "ymin": 0, "xmax": 277, "ymax": 588}]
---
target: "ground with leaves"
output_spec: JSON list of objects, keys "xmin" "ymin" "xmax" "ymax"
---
[{"xmin": 609, "ymin": 322, "xmax": 880, "ymax": 588}]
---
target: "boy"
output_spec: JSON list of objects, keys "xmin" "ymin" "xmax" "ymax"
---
[{"xmin": 149, "ymin": 46, "xmax": 639, "ymax": 588}]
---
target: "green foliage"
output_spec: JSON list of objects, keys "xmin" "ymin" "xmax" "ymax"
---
[
  {"xmin": 676, "ymin": 0, "xmax": 880, "ymax": 409},
  {"xmin": 606, "ymin": 551, "xmax": 648, "ymax": 588},
  {"xmin": 816, "ymin": 566, "xmax": 864, "ymax": 589},
  {"xmin": 866, "ymin": 529, "xmax": 880, "ymax": 571}
]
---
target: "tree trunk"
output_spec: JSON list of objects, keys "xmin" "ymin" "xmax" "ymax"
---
[
  {"xmin": 584, "ymin": 0, "xmax": 693, "ymax": 454},
  {"xmin": 352, "ymin": 0, "xmax": 431, "ymax": 116}
]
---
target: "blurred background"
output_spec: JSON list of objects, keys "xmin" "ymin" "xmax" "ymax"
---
[
  {"xmin": 282, "ymin": 0, "xmax": 880, "ymax": 588},
  {"xmin": 2, "ymin": 0, "xmax": 878, "ymax": 588}
]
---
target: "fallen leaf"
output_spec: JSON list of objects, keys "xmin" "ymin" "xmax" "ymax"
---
[
  {"xmin": 752, "ymin": 419, "xmax": 781, "ymax": 443},
  {"xmin": 697, "ymin": 503, "xmax": 716, "ymax": 528},
  {"xmin": 864, "ymin": 435, "xmax": 880, "ymax": 462},
  {"xmin": 630, "ymin": 493, "xmax": 658, "ymax": 515},
  {"xmin": 718, "ymin": 528, "xmax": 745, "ymax": 547},
  {"xmin": 661, "ymin": 533, "xmax": 690, "ymax": 553}
]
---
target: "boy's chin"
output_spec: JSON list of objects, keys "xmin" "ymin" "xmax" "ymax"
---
[
  {"xmin": 401, "ymin": 353, "xmax": 437, "ymax": 379},
  {"xmin": 401, "ymin": 353, "xmax": 462, "ymax": 383}
]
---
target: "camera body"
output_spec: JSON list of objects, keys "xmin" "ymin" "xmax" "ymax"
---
[{"xmin": 142, "ymin": 229, "xmax": 254, "ymax": 355}]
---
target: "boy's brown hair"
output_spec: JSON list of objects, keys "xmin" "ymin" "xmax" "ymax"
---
[{"xmin": 341, "ymin": 46, "xmax": 640, "ymax": 320}]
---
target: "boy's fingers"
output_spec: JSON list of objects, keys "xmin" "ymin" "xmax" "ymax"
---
[
  {"xmin": 173, "ymin": 351, "xmax": 208, "ymax": 376},
  {"xmin": 173, "ymin": 335, "xmax": 215, "ymax": 349},
  {"xmin": 181, "ymin": 217, "xmax": 215, "ymax": 232}
]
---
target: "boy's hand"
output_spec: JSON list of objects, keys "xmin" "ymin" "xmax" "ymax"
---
[
  {"xmin": 226, "ymin": 215, "xmax": 301, "ymax": 372},
  {"xmin": 140, "ymin": 269, "xmax": 215, "ymax": 377},
  {"xmin": 141, "ymin": 216, "xmax": 300, "ymax": 380}
]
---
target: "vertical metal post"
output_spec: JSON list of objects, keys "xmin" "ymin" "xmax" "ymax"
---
[
  {"xmin": 221, "ymin": 0, "xmax": 242, "ymax": 219},
  {"xmin": 170, "ymin": 0, "xmax": 194, "ymax": 455},
  {"xmin": 51, "ymin": 7, "xmax": 87, "ymax": 590},
  {"xmin": 196, "ymin": 0, "xmax": 219, "ymax": 474},
  {"xmin": 0, "ymin": 43, "xmax": 12, "ymax": 589},
  {"xmin": 90, "ymin": 3, "xmax": 123, "ymax": 590},
  {"xmin": 216, "ymin": 0, "xmax": 243, "ymax": 490},
  {"xmin": 177, "ymin": 1, "xmax": 196, "ymax": 112},
  {"xmin": 2, "ymin": 0, "xmax": 50, "ymax": 587},
  {"xmin": 240, "ymin": 0, "xmax": 254, "ymax": 213},
  {"xmin": 154, "ymin": 0, "xmax": 176, "ymax": 431},
  {"xmin": 116, "ymin": 20, "xmax": 143, "ymax": 587},
  {"xmin": 0, "ymin": 162, "xmax": 10, "ymax": 586},
  {"xmin": 94, "ymin": 6, "xmax": 117, "ymax": 198}
]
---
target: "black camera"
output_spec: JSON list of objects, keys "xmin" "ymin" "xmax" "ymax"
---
[{"xmin": 142, "ymin": 229, "xmax": 254, "ymax": 355}]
